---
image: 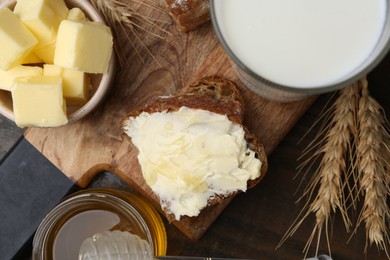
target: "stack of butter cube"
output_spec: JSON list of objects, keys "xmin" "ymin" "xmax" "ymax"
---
[{"xmin": 0, "ymin": 0, "xmax": 113, "ymax": 127}]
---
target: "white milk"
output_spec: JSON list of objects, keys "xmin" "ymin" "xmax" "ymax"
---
[{"xmin": 214, "ymin": 0, "xmax": 386, "ymax": 88}]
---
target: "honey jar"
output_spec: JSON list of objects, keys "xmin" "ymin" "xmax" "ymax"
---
[{"xmin": 32, "ymin": 188, "xmax": 167, "ymax": 259}]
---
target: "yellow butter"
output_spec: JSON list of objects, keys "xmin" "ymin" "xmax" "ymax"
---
[
  {"xmin": 33, "ymin": 43, "xmax": 56, "ymax": 64},
  {"xmin": 43, "ymin": 64, "xmax": 62, "ymax": 75},
  {"xmin": 11, "ymin": 75, "xmax": 68, "ymax": 127},
  {"xmin": 0, "ymin": 8, "xmax": 38, "ymax": 70},
  {"xmin": 67, "ymin": 7, "xmax": 87, "ymax": 21},
  {"xmin": 44, "ymin": 64, "xmax": 89, "ymax": 105},
  {"xmin": 22, "ymin": 52, "xmax": 43, "ymax": 64},
  {"xmin": 54, "ymin": 20, "xmax": 113, "ymax": 74},
  {"xmin": 14, "ymin": 0, "xmax": 69, "ymax": 48},
  {"xmin": 0, "ymin": 65, "xmax": 42, "ymax": 91},
  {"xmin": 61, "ymin": 69, "xmax": 89, "ymax": 105}
]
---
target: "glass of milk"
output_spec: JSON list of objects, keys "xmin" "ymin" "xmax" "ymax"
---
[{"xmin": 210, "ymin": 0, "xmax": 390, "ymax": 102}]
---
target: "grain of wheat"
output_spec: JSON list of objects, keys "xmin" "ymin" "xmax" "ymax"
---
[
  {"xmin": 355, "ymin": 78, "xmax": 390, "ymax": 257},
  {"xmin": 278, "ymin": 83, "xmax": 359, "ymax": 257}
]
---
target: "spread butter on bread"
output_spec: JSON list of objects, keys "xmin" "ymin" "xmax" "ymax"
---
[{"xmin": 122, "ymin": 76, "xmax": 267, "ymax": 221}]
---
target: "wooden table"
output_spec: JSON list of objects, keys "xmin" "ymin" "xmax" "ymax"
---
[{"xmin": 1, "ymin": 1, "xmax": 390, "ymax": 259}]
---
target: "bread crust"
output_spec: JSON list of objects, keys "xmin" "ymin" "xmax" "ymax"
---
[
  {"xmin": 160, "ymin": 0, "xmax": 210, "ymax": 32},
  {"xmin": 122, "ymin": 76, "xmax": 268, "ymax": 221},
  {"xmin": 124, "ymin": 76, "xmax": 246, "ymax": 124}
]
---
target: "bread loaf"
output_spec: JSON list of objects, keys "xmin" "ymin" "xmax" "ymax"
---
[
  {"xmin": 122, "ymin": 76, "xmax": 267, "ymax": 221},
  {"xmin": 160, "ymin": 0, "xmax": 210, "ymax": 32}
]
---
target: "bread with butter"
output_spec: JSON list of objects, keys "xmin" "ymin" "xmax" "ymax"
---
[{"xmin": 121, "ymin": 76, "xmax": 267, "ymax": 222}]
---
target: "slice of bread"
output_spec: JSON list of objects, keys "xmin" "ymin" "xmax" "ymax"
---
[
  {"xmin": 159, "ymin": 0, "xmax": 210, "ymax": 32},
  {"xmin": 121, "ymin": 76, "xmax": 267, "ymax": 220}
]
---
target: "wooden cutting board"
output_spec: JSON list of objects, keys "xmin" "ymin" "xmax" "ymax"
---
[{"xmin": 24, "ymin": 2, "xmax": 317, "ymax": 240}]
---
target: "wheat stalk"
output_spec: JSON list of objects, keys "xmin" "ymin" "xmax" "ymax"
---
[
  {"xmin": 354, "ymin": 78, "xmax": 390, "ymax": 257},
  {"xmin": 278, "ymin": 83, "xmax": 359, "ymax": 257},
  {"xmin": 89, "ymin": 0, "xmax": 170, "ymax": 65},
  {"xmin": 279, "ymin": 78, "xmax": 390, "ymax": 258}
]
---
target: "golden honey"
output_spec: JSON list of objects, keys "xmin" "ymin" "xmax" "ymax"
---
[{"xmin": 32, "ymin": 188, "xmax": 167, "ymax": 259}]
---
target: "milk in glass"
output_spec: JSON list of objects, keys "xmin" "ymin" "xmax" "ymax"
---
[{"xmin": 213, "ymin": 0, "xmax": 387, "ymax": 91}]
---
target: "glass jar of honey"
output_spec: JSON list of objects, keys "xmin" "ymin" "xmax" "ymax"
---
[{"xmin": 32, "ymin": 188, "xmax": 167, "ymax": 260}]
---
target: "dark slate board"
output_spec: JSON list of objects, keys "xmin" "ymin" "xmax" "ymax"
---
[{"xmin": 0, "ymin": 137, "xmax": 75, "ymax": 259}]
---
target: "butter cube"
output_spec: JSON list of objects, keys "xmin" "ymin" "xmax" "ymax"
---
[
  {"xmin": 11, "ymin": 76, "xmax": 68, "ymax": 127},
  {"xmin": 22, "ymin": 52, "xmax": 43, "ymax": 64},
  {"xmin": 0, "ymin": 8, "xmax": 38, "ymax": 70},
  {"xmin": 33, "ymin": 43, "xmax": 56, "ymax": 64},
  {"xmin": 44, "ymin": 64, "xmax": 89, "ymax": 105},
  {"xmin": 54, "ymin": 20, "xmax": 113, "ymax": 74},
  {"xmin": 67, "ymin": 8, "xmax": 87, "ymax": 21},
  {"xmin": 14, "ymin": 0, "xmax": 69, "ymax": 48},
  {"xmin": 0, "ymin": 65, "xmax": 43, "ymax": 91},
  {"xmin": 43, "ymin": 64, "xmax": 62, "ymax": 75}
]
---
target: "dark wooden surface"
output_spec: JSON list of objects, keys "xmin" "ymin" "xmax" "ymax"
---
[{"xmin": 1, "ymin": 2, "xmax": 390, "ymax": 259}]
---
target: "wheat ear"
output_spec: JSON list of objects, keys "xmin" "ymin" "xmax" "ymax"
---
[
  {"xmin": 355, "ymin": 78, "xmax": 390, "ymax": 257},
  {"xmin": 90, "ymin": 0, "xmax": 170, "ymax": 65},
  {"xmin": 278, "ymin": 83, "xmax": 359, "ymax": 257}
]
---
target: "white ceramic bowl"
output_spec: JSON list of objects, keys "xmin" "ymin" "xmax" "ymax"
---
[{"xmin": 0, "ymin": 0, "xmax": 115, "ymax": 125}]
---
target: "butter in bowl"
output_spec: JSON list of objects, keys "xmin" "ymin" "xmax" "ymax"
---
[{"xmin": 0, "ymin": 0, "xmax": 115, "ymax": 128}]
